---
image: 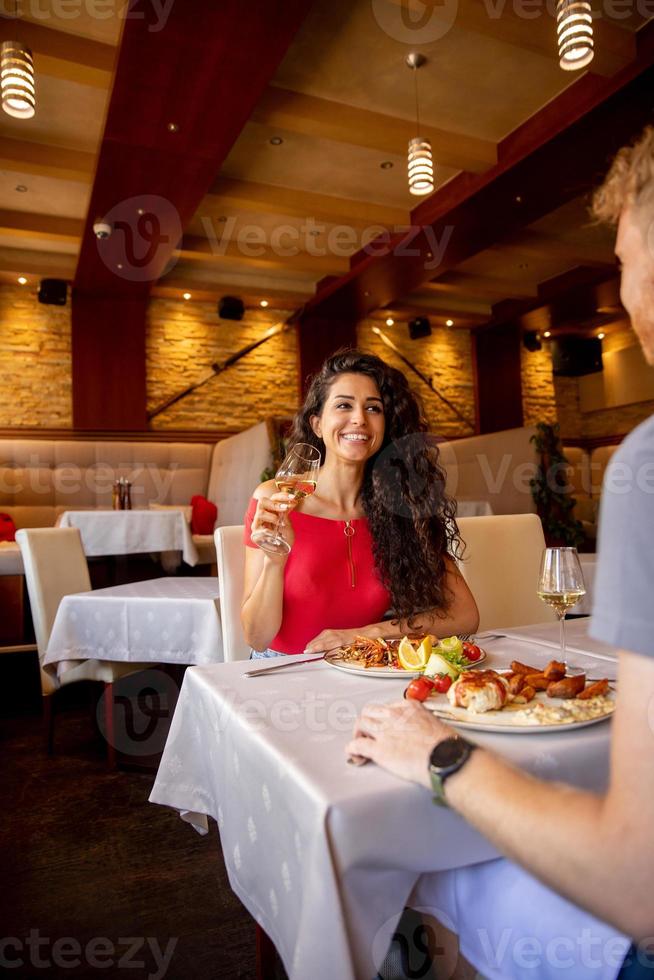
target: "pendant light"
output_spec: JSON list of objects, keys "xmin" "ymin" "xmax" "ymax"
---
[
  {"xmin": 406, "ymin": 53, "xmax": 434, "ymax": 197},
  {"xmin": 556, "ymin": 0, "xmax": 594, "ymax": 72},
  {"xmin": 1, "ymin": 1, "xmax": 35, "ymax": 120}
]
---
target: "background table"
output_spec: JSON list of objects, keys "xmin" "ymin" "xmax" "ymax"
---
[
  {"xmin": 150, "ymin": 625, "xmax": 617, "ymax": 980},
  {"xmin": 57, "ymin": 509, "xmax": 199, "ymax": 566},
  {"xmin": 44, "ymin": 577, "xmax": 222, "ymax": 681}
]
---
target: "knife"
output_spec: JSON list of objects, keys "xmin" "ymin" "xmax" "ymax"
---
[{"xmin": 244, "ymin": 654, "xmax": 326, "ymax": 677}]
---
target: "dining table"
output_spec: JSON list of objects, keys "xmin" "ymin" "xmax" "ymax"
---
[
  {"xmin": 43, "ymin": 577, "xmax": 222, "ymax": 682},
  {"xmin": 57, "ymin": 508, "xmax": 199, "ymax": 567},
  {"xmin": 149, "ymin": 618, "xmax": 618, "ymax": 980}
]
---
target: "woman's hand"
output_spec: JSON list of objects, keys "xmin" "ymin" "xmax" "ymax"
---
[
  {"xmin": 346, "ymin": 699, "xmax": 456, "ymax": 788},
  {"xmin": 304, "ymin": 626, "xmax": 368, "ymax": 653},
  {"xmin": 251, "ymin": 492, "xmax": 296, "ymax": 556}
]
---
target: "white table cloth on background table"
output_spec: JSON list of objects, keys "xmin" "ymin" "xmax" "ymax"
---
[
  {"xmin": 44, "ymin": 577, "xmax": 222, "ymax": 681},
  {"xmin": 149, "ymin": 627, "xmax": 618, "ymax": 980},
  {"xmin": 57, "ymin": 509, "xmax": 199, "ymax": 566},
  {"xmin": 574, "ymin": 553, "xmax": 597, "ymax": 616}
]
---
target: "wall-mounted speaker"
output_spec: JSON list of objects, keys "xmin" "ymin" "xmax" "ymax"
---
[
  {"xmin": 218, "ymin": 295, "xmax": 244, "ymax": 321},
  {"xmin": 38, "ymin": 279, "xmax": 67, "ymax": 306},
  {"xmin": 551, "ymin": 336, "xmax": 603, "ymax": 377},
  {"xmin": 408, "ymin": 316, "xmax": 431, "ymax": 340},
  {"xmin": 523, "ymin": 331, "xmax": 542, "ymax": 352}
]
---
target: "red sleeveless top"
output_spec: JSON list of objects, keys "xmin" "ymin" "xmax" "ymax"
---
[{"xmin": 244, "ymin": 498, "xmax": 391, "ymax": 655}]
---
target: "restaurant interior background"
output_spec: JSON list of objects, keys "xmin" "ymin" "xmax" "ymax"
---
[{"xmin": 1, "ymin": 0, "xmax": 654, "ymax": 976}]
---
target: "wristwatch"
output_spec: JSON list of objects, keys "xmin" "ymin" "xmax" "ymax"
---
[{"xmin": 429, "ymin": 736, "xmax": 477, "ymax": 807}]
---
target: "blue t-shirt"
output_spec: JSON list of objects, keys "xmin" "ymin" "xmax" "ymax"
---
[{"xmin": 589, "ymin": 414, "xmax": 654, "ymax": 658}]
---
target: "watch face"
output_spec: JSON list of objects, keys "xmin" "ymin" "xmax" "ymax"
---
[{"xmin": 431, "ymin": 737, "xmax": 467, "ymax": 770}]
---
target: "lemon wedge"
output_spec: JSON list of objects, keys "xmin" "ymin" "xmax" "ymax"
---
[
  {"xmin": 438, "ymin": 635, "xmax": 463, "ymax": 657},
  {"xmin": 398, "ymin": 636, "xmax": 429, "ymax": 671}
]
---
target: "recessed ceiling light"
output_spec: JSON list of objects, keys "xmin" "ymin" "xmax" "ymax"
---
[
  {"xmin": 260, "ymin": 299, "xmax": 269, "ymax": 308},
  {"xmin": 385, "ymin": 317, "xmax": 394, "ymax": 326},
  {"xmin": 183, "ymin": 292, "xmax": 191, "ymax": 300},
  {"xmin": 15, "ymin": 184, "xmax": 27, "ymax": 192},
  {"xmin": 445, "ymin": 318, "xmax": 454, "ymax": 327},
  {"xmin": 380, "ymin": 161, "xmax": 394, "ymax": 170},
  {"xmin": 17, "ymin": 276, "xmax": 27, "ymax": 285},
  {"xmin": 543, "ymin": 330, "xmax": 551, "ymax": 338},
  {"xmin": 269, "ymin": 136, "xmax": 283, "ymax": 145},
  {"xmin": 598, "ymin": 331, "xmax": 605, "ymax": 340},
  {"xmin": 515, "ymin": 195, "xmax": 523, "ymax": 204},
  {"xmin": 167, "ymin": 122, "xmax": 179, "ymax": 133}
]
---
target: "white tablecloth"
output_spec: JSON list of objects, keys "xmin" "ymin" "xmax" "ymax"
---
[
  {"xmin": 57, "ymin": 509, "xmax": 199, "ymax": 566},
  {"xmin": 575, "ymin": 553, "xmax": 597, "ymax": 616},
  {"xmin": 44, "ymin": 577, "xmax": 222, "ymax": 680},
  {"xmin": 150, "ymin": 628, "xmax": 618, "ymax": 980},
  {"xmin": 500, "ymin": 618, "xmax": 616, "ymax": 670}
]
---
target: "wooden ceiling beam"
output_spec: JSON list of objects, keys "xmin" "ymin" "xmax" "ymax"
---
[
  {"xmin": 0, "ymin": 20, "xmax": 116, "ymax": 87},
  {"xmin": 0, "ymin": 246, "xmax": 76, "ymax": 279},
  {"xmin": 0, "ymin": 209, "xmax": 82, "ymax": 244},
  {"xmin": 0, "ymin": 137, "xmax": 94, "ymax": 182},
  {"xmin": 422, "ymin": 272, "xmax": 539, "ymax": 300},
  {"xmin": 205, "ymin": 176, "xmax": 409, "ymax": 229},
  {"xmin": 252, "ymin": 86, "xmax": 497, "ymax": 174},
  {"xmin": 386, "ymin": 0, "xmax": 637, "ymax": 77},
  {"xmin": 178, "ymin": 234, "xmax": 349, "ymax": 276}
]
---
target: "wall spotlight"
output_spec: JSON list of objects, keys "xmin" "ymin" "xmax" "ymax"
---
[
  {"xmin": 17, "ymin": 276, "xmax": 27, "ymax": 285},
  {"xmin": 543, "ymin": 330, "xmax": 551, "ymax": 338}
]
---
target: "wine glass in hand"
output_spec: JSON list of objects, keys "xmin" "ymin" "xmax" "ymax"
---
[
  {"xmin": 537, "ymin": 547, "xmax": 586, "ymax": 662},
  {"xmin": 252, "ymin": 443, "xmax": 321, "ymax": 557}
]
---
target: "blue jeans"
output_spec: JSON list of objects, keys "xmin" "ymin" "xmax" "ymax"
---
[
  {"xmin": 249, "ymin": 648, "xmax": 284, "ymax": 660},
  {"xmin": 618, "ymin": 945, "xmax": 654, "ymax": 977}
]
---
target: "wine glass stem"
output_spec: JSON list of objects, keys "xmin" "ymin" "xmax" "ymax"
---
[{"xmin": 559, "ymin": 612, "xmax": 566, "ymax": 660}]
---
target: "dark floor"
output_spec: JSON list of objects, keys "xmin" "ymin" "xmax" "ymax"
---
[{"xmin": 0, "ymin": 661, "xmax": 288, "ymax": 980}]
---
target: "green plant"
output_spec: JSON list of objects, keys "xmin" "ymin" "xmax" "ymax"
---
[{"xmin": 530, "ymin": 422, "xmax": 584, "ymax": 548}]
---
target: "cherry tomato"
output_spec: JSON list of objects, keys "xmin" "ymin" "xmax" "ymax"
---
[
  {"xmin": 463, "ymin": 642, "xmax": 482, "ymax": 663},
  {"xmin": 432, "ymin": 674, "xmax": 452, "ymax": 694},
  {"xmin": 404, "ymin": 677, "xmax": 435, "ymax": 701}
]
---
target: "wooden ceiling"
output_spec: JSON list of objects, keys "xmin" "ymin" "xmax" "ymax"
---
[{"xmin": 0, "ymin": 0, "xmax": 652, "ymax": 339}]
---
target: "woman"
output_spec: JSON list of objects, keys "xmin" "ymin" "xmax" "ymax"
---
[{"xmin": 241, "ymin": 350, "xmax": 479, "ymax": 657}]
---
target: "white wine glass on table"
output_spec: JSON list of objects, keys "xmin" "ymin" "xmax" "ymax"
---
[
  {"xmin": 537, "ymin": 547, "xmax": 586, "ymax": 663},
  {"xmin": 251, "ymin": 443, "xmax": 321, "ymax": 557}
]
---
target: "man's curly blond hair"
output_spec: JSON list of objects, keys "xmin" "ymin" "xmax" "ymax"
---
[{"xmin": 592, "ymin": 126, "xmax": 654, "ymax": 227}]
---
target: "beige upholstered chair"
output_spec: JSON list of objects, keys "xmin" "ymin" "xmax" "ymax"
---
[
  {"xmin": 214, "ymin": 525, "xmax": 250, "ymax": 662},
  {"xmin": 16, "ymin": 527, "xmax": 148, "ymax": 764},
  {"xmin": 456, "ymin": 515, "xmax": 557, "ymax": 632}
]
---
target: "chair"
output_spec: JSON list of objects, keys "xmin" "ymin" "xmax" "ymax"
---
[
  {"xmin": 16, "ymin": 527, "xmax": 148, "ymax": 765},
  {"xmin": 456, "ymin": 514, "xmax": 557, "ymax": 632},
  {"xmin": 214, "ymin": 525, "xmax": 250, "ymax": 662}
]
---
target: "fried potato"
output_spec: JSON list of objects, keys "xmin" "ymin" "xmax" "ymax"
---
[
  {"xmin": 577, "ymin": 679, "xmax": 610, "ymax": 700},
  {"xmin": 525, "ymin": 673, "xmax": 551, "ymax": 691},
  {"xmin": 544, "ymin": 660, "xmax": 566, "ymax": 681},
  {"xmin": 512, "ymin": 685, "xmax": 536, "ymax": 704},
  {"xmin": 508, "ymin": 673, "xmax": 525, "ymax": 695},
  {"xmin": 510, "ymin": 660, "xmax": 541, "ymax": 676},
  {"xmin": 547, "ymin": 674, "xmax": 586, "ymax": 699}
]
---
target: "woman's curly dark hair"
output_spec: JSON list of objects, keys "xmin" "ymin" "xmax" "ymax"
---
[{"xmin": 288, "ymin": 349, "xmax": 462, "ymax": 626}]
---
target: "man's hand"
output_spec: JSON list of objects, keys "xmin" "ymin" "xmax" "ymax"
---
[
  {"xmin": 304, "ymin": 627, "xmax": 367, "ymax": 653},
  {"xmin": 346, "ymin": 700, "xmax": 456, "ymax": 789}
]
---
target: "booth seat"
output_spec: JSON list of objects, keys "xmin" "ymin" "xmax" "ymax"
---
[
  {"xmin": 438, "ymin": 426, "xmax": 539, "ymax": 515},
  {"xmin": 564, "ymin": 443, "xmax": 620, "ymax": 538},
  {"xmin": 0, "ymin": 421, "xmax": 273, "ymax": 574}
]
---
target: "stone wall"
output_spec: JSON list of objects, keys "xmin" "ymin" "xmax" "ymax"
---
[
  {"xmin": 147, "ymin": 299, "xmax": 299, "ymax": 430},
  {"xmin": 0, "ymin": 284, "xmax": 72, "ymax": 427},
  {"xmin": 520, "ymin": 344, "xmax": 558, "ymax": 427},
  {"xmin": 357, "ymin": 320, "xmax": 476, "ymax": 437}
]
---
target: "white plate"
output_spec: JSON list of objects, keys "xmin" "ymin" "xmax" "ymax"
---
[
  {"xmin": 424, "ymin": 690, "xmax": 615, "ymax": 733},
  {"xmin": 324, "ymin": 644, "xmax": 487, "ymax": 679}
]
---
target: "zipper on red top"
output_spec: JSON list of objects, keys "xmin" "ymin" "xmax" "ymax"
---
[{"xmin": 344, "ymin": 521, "xmax": 356, "ymax": 588}]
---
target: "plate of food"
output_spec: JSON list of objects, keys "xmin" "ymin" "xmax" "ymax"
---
[
  {"xmin": 406, "ymin": 657, "xmax": 615, "ymax": 733},
  {"xmin": 324, "ymin": 634, "xmax": 486, "ymax": 679}
]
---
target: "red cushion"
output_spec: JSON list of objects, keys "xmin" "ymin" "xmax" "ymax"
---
[
  {"xmin": 0, "ymin": 513, "xmax": 16, "ymax": 542},
  {"xmin": 190, "ymin": 495, "xmax": 217, "ymax": 535}
]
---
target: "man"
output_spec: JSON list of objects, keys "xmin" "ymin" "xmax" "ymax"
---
[{"xmin": 348, "ymin": 126, "xmax": 654, "ymax": 980}]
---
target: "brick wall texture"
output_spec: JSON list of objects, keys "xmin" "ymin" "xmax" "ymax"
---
[
  {"xmin": 0, "ymin": 284, "xmax": 72, "ymax": 427},
  {"xmin": 358, "ymin": 319, "xmax": 476, "ymax": 438}
]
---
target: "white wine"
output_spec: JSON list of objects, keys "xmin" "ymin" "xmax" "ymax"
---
[
  {"xmin": 537, "ymin": 589, "xmax": 585, "ymax": 616},
  {"xmin": 275, "ymin": 477, "xmax": 317, "ymax": 500}
]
